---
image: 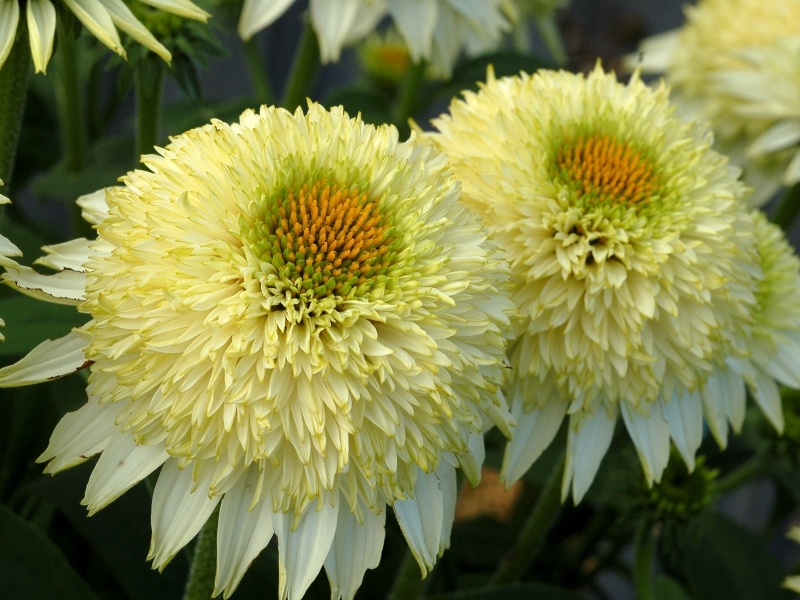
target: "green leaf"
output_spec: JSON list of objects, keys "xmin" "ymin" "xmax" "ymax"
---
[
  {"xmin": 656, "ymin": 575, "xmax": 695, "ymax": 600},
  {"xmin": 0, "ymin": 295, "xmax": 89, "ymax": 356},
  {"xmin": 427, "ymin": 583, "xmax": 585, "ymax": 600},
  {"xmin": 0, "ymin": 502, "xmax": 99, "ymax": 599},
  {"xmin": 677, "ymin": 512, "xmax": 791, "ymax": 600}
]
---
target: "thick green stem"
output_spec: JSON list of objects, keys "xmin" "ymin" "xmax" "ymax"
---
[
  {"xmin": 633, "ymin": 521, "xmax": 657, "ymax": 600},
  {"xmin": 134, "ymin": 57, "xmax": 165, "ymax": 160},
  {"xmin": 715, "ymin": 456, "xmax": 765, "ymax": 495},
  {"xmin": 392, "ymin": 59, "xmax": 426, "ymax": 140},
  {"xmin": 535, "ymin": 15, "xmax": 567, "ymax": 66},
  {"xmin": 386, "ymin": 551, "xmax": 425, "ymax": 600},
  {"xmin": 183, "ymin": 506, "xmax": 219, "ymax": 600},
  {"xmin": 0, "ymin": 22, "xmax": 32, "ymax": 185},
  {"xmin": 243, "ymin": 37, "xmax": 275, "ymax": 106},
  {"xmin": 770, "ymin": 181, "xmax": 800, "ymax": 232},
  {"xmin": 281, "ymin": 20, "xmax": 320, "ymax": 111},
  {"xmin": 489, "ymin": 450, "xmax": 566, "ymax": 585},
  {"xmin": 53, "ymin": 29, "xmax": 85, "ymax": 172}
]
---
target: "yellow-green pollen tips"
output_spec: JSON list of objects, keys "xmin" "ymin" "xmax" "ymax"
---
[
  {"xmin": 555, "ymin": 134, "xmax": 660, "ymax": 206},
  {"xmin": 248, "ymin": 180, "xmax": 398, "ymax": 300}
]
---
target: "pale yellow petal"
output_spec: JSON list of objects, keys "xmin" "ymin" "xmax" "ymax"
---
[{"xmin": 26, "ymin": 0, "xmax": 56, "ymax": 73}]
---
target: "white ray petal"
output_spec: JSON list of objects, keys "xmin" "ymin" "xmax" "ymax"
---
[
  {"xmin": 310, "ymin": 0, "xmax": 362, "ymax": 62},
  {"xmin": 624, "ymin": 29, "xmax": 679, "ymax": 73},
  {"xmin": 784, "ymin": 148, "xmax": 800, "ymax": 185},
  {"xmin": 661, "ymin": 388, "xmax": 703, "ymax": 472},
  {"xmin": 137, "ymin": 0, "xmax": 209, "ymax": 21},
  {"xmin": 437, "ymin": 462, "xmax": 457, "ymax": 551},
  {"xmin": 0, "ymin": 0, "xmax": 20, "ymax": 71},
  {"xmin": 214, "ymin": 466, "xmax": 276, "ymax": 598},
  {"xmin": 0, "ymin": 332, "xmax": 87, "ymax": 388},
  {"xmin": 387, "ymin": 0, "xmax": 437, "ymax": 61},
  {"xmin": 26, "ymin": 0, "xmax": 56, "ymax": 73},
  {"xmin": 35, "ymin": 238, "xmax": 93, "ymax": 272},
  {"xmin": 621, "ymin": 401, "xmax": 671, "ymax": 486},
  {"xmin": 458, "ymin": 431, "xmax": 485, "ymax": 486},
  {"xmin": 393, "ymin": 467, "xmax": 445, "ymax": 577},
  {"xmin": 238, "ymin": 0, "xmax": 295, "ymax": 41},
  {"xmin": 83, "ymin": 433, "xmax": 169, "ymax": 515},
  {"xmin": 501, "ymin": 395, "xmax": 567, "ymax": 487},
  {"xmin": 0, "ymin": 233, "xmax": 21, "ymax": 262},
  {"xmin": 2, "ymin": 263, "xmax": 86, "ymax": 304},
  {"xmin": 760, "ymin": 334, "xmax": 800, "ymax": 388},
  {"xmin": 76, "ymin": 188, "xmax": 110, "ymax": 225},
  {"xmin": 96, "ymin": 0, "xmax": 171, "ymax": 62},
  {"xmin": 37, "ymin": 396, "xmax": 119, "ymax": 473},
  {"xmin": 750, "ymin": 366, "xmax": 784, "ymax": 434},
  {"xmin": 324, "ymin": 503, "xmax": 386, "ymax": 600},
  {"xmin": 148, "ymin": 458, "xmax": 221, "ymax": 570},
  {"xmin": 719, "ymin": 368, "xmax": 747, "ymax": 434},
  {"xmin": 749, "ymin": 120, "xmax": 800, "ymax": 157},
  {"xmin": 701, "ymin": 369, "xmax": 731, "ymax": 449},
  {"xmin": 562, "ymin": 406, "xmax": 617, "ymax": 504},
  {"xmin": 274, "ymin": 500, "xmax": 339, "ymax": 600},
  {"xmin": 62, "ymin": 0, "xmax": 125, "ymax": 57}
]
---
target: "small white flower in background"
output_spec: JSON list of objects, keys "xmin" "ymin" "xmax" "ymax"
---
[
  {"xmin": 629, "ymin": 0, "xmax": 800, "ymax": 206},
  {"xmin": 0, "ymin": 0, "xmax": 209, "ymax": 72},
  {"xmin": 0, "ymin": 103, "xmax": 517, "ymax": 600},
  {"xmin": 0, "ymin": 181, "xmax": 23, "ymax": 342},
  {"xmin": 238, "ymin": 0, "xmax": 510, "ymax": 76}
]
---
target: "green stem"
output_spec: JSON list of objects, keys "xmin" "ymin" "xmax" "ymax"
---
[
  {"xmin": 183, "ymin": 506, "xmax": 219, "ymax": 600},
  {"xmin": 392, "ymin": 59, "xmax": 426, "ymax": 140},
  {"xmin": 281, "ymin": 19, "xmax": 320, "ymax": 110},
  {"xmin": 535, "ymin": 15, "xmax": 567, "ymax": 66},
  {"xmin": 53, "ymin": 27, "xmax": 85, "ymax": 172},
  {"xmin": 386, "ymin": 551, "xmax": 425, "ymax": 600},
  {"xmin": 0, "ymin": 21, "xmax": 32, "ymax": 185},
  {"xmin": 489, "ymin": 449, "xmax": 566, "ymax": 585},
  {"xmin": 770, "ymin": 181, "xmax": 800, "ymax": 232},
  {"xmin": 633, "ymin": 521, "xmax": 657, "ymax": 600},
  {"xmin": 243, "ymin": 37, "xmax": 275, "ymax": 106},
  {"xmin": 715, "ymin": 456, "xmax": 765, "ymax": 495},
  {"xmin": 134, "ymin": 57, "xmax": 165, "ymax": 160}
]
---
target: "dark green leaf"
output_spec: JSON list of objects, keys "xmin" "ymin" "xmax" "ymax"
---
[
  {"xmin": 0, "ymin": 502, "xmax": 99, "ymax": 599},
  {"xmin": 426, "ymin": 583, "xmax": 585, "ymax": 600},
  {"xmin": 656, "ymin": 575, "xmax": 695, "ymax": 600},
  {"xmin": 0, "ymin": 295, "xmax": 89, "ymax": 356},
  {"xmin": 323, "ymin": 88, "xmax": 391, "ymax": 126}
]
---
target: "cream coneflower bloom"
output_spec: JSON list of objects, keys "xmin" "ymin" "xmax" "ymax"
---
[
  {"xmin": 0, "ymin": 103, "xmax": 516, "ymax": 600},
  {"xmin": 0, "ymin": 183, "xmax": 23, "ymax": 342},
  {"xmin": 238, "ymin": 0, "xmax": 509, "ymax": 75},
  {"xmin": 630, "ymin": 0, "xmax": 800, "ymax": 205},
  {"xmin": 428, "ymin": 65, "xmax": 762, "ymax": 503},
  {"xmin": 0, "ymin": 0, "xmax": 209, "ymax": 72}
]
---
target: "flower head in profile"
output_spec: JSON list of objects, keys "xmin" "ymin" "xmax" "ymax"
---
[
  {"xmin": 0, "ymin": 183, "xmax": 22, "ymax": 342},
  {"xmin": 0, "ymin": 104, "xmax": 516, "ymax": 599},
  {"xmin": 0, "ymin": 0, "xmax": 209, "ymax": 72},
  {"xmin": 630, "ymin": 0, "xmax": 800, "ymax": 205},
  {"xmin": 238, "ymin": 0, "xmax": 509, "ymax": 76},
  {"xmin": 428, "ymin": 65, "xmax": 763, "ymax": 503}
]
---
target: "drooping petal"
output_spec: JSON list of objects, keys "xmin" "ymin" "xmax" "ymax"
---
[
  {"xmin": 214, "ymin": 466, "xmax": 276, "ymax": 598},
  {"xmin": 61, "ymin": 0, "xmax": 125, "ymax": 57},
  {"xmin": 0, "ymin": 0, "xmax": 20, "ymax": 71},
  {"xmin": 748, "ymin": 120, "xmax": 800, "ymax": 157},
  {"xmin": 387, "ymin": 0, "xmax": 437, "ymax": 61},
  {"xmin": 37, "ymin": 396, "xmax": 120, "ymax": 473},
  {"xmin": 2, "ymin": 263, "xmax": 86, "ymax": 304},
  {"xmin": 501, "ymin": 394, "xmax": 567, "ymax": 487},
  {"xmin": 458, "ymin": 430, "xmax": 485, "ymax": 487},
  {"xmin": 83, "ymin": 433, "xmax": 169, "ymax": 515},
  {"xmin": 274, "ymin": 500, "xmax": 339, "ymax": 600},
  {"xmin": 324, "ymin": 503, "xmax": 386, "ymax": 600},
  {"xmin": 95, "ymin": 0, "xmax": 171, "ymax": 62},
  {"xmin": 0, "ymin": 332, "xmax": 87, "ymax": 388},
  {"xmin": 562, "ymin": 406, "xmax": 617, "ymax": 503},
  {"xmin": 749, "ymin": 366, "xmax": 785, "ymax": 434},
  {"xmin": 35, "ymin": 238, "xmax": 93, "ymax": 272},
  {"xmin": 309, "ymin": 0, "xmax": 363, "ymax": 62},
  {"xmin": 621, "ymin": 401, "xmax": 671, "ymax": 486},
  {"xmin": 437, "ymin": 462, "xmax": 457, "ymax": 551},
  {"xmin": 26, "ymin": 0, "xmax": 56, "ymax": 73},
  {"xmin": 661, "ymin": 388, "xmax": 703, "ymax": 472},
  {"xmin": 237, "ymin": 0, "xmax": 295, "ymax": 41},
  {"xmin": 701, "ymin": 369, "xmax": 732, "ymax": 449},
  {"xmin": 393, "ymin": 467, "xmax": 446, "ymax": 576},
  {"xmin": 137, "ymin": 0, "xmax": 209, "ymax": 22},
  {"xmin": 148, "ymin": 458, "xmax": 222, "ymax": 570}
]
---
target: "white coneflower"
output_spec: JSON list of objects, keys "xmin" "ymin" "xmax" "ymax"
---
[
  {"xmin": 0, "ymin": 0, "xmax": 209, "ymax": 72},
  {"xmin": 0, "ymin": 103, "xmax": 516, "ymax": 600},
  {"xmin": 428, "ymin": 65, "xmax": 762, "ymax": 502}
]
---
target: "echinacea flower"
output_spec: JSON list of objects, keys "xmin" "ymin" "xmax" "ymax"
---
[
  {"xmin": 630, "ymin": 0, "xmax": 800, "ymax": 205},
  {"xmin": 0, "ymin": 183, "xmax": 22, "ymax": 342},
  {"xmin": 428, "ymin": 65, "xmax": 763, "ymax": 502},
  {"xmin": 0, "ymin": 0, "xmax": 209, "ymax": 72},
  {"xmin": 0, "ymin": 103, "xmax": 516, "ymax": 599},
  {"xmin": 238, "ymin": 0, "xmax": 509, "ymax": 76}
]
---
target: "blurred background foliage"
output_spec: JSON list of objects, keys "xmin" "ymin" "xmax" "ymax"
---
[{"xmin": 2, "ymin": 1, "xmax": 799, "ymax": 599}]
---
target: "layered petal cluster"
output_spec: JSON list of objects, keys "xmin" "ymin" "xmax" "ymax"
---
[
  {"xmin": 238, "ymin": 0, "xmax": 509, "ymax": 75},
  {"xmin": 0, "ymin": 183, "xmax": 23, "ymax": 342},
  {"xmin": 0, "ymin": 0, "xmax": 209, "ymax": 72},
  {"xmin": 427, "ymin": 65, "xmax": 775, "ymax": 502},
  {"xmin": 0, "ymin": 104, "xmax": 516, "ymax": 600},
  {"xmin": 630, "ymin": 0, "xmax": 800, "ymax": 205}
]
